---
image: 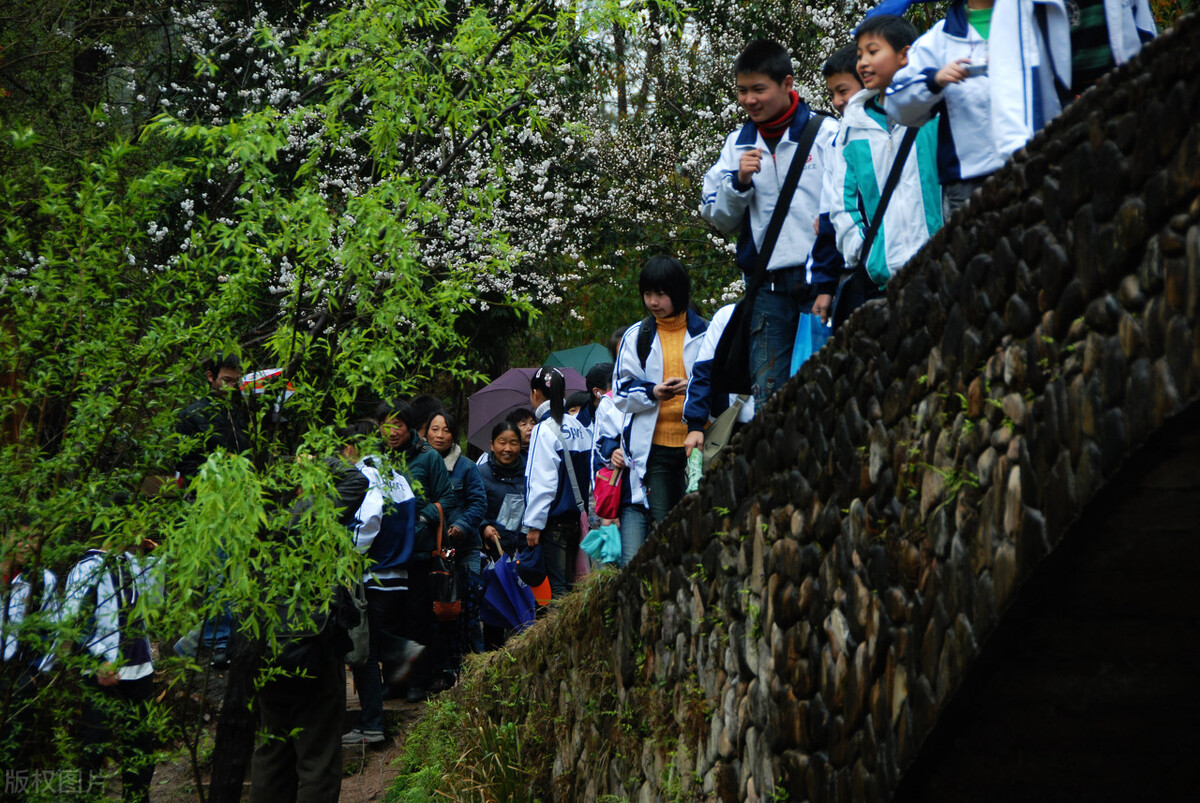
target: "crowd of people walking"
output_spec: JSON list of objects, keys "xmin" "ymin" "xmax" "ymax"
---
[{"xmin": 0, "ymin": 0, "xmax": 1158, "ymax": 797}]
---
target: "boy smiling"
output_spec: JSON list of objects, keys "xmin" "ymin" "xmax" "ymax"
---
[
  {"xmin": 699, "ymin": 40, "xmax": 841, "ymax": 403},
  {"xmin": 828, "ymin": 15, "xmax": 943, "ymax": 296}
]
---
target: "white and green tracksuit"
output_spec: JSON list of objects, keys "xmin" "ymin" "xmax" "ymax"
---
[{"xmin": 829, "ymin": 88, "xmax": 943, "ymax": 289}]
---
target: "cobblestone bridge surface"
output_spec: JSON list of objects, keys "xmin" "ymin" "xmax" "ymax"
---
[{"xmin": 448, "ymin": 13, "xmax": 1200, "ymax": 802}]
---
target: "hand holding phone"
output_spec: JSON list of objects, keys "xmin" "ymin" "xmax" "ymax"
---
[{"xmin": 963, "ymin": 59, "xmax": 988, "ymax": 78}]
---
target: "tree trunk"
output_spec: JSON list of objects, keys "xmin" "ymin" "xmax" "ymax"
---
[
  {"xmin": 613, "ymin": 22, "xmax": 627, "ymax": 120},
  {"xmin": 631, "ymin": 4, "xmax": 661, "ymax": 119},
  {"xmin": 206, "ymin": 628, "xmax": 264, "ymax": 803}
]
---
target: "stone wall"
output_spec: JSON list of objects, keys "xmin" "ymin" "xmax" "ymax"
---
[
  {"xmin": 440, "ymin": 14, "xmax": 1200, "ymax": 802},
  {"xmin": 891, "ymin": 412, "xmax": 1200, "ymax": 801}
]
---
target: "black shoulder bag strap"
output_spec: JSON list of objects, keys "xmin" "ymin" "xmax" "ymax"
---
[
  {"xmin": 743, "ymin": 112, "xmax": 828, "ymax": 302},
  {"xmin": 833, "ymin": 123, "xmax": 918, "ymax": 331},
  {"xmin": 856, "ymin": 124, "xmax": 919, "ymax": 282},
  {"xmin": 636, "ymin": 315, "xmax": 656, "ymax": 368}
]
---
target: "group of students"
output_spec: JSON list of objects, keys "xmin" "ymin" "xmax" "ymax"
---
[
  {"xmin": 0, "ymin": 2, "xmax": 1163, "ymax": 798},
  {"xmin": 1, "ymin": 533, "xmax": 162, "ymax": 800},
  {"xmin": 700, "ymin": 0, "xmax": 1156, "ymax": 405}
]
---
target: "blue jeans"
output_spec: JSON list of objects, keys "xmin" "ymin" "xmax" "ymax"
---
[
  {"xmin": 543, "ymin": 515, "xmax": 580, "ymax": 598},
  {"xmin": 644, "ymin": 444, "xmax": 686, "ymax": 524},
  {"xmin": 619, "ymin": 504, "xmax": 649, "ymax": 567},
  {"xmin": 749, "ymin": 271, "xmax": 813, "ymax": 406},
  {"xmin": 201, "ymin": 611, "xmax": 231, "ymax": 651}
]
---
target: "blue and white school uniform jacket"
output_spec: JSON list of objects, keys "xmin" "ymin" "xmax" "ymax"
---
[
  {"xmin": 1101, "ymin": 0, "xmax": 1156, "ymax": 65},
  {"xmin": 522, "ymin": 402, "xmax": 593, "ymax": 530},
  {"xmin": 887, "ymin": 0, "xmax": 1070, "ymax": 176},
  {"xmin": 819, "ymin": 122, "xmax": 843, "ymax": 232},
  {"xmin": 62, "ymin": 550, "xmax": 161, "ymax": 682},
  {"xmin": 684, "ymin": 304, "xmax": 757, "ymax": 433},
  {"xmin": 829, "ymin": 90, "xmax": 944, "ymax": 287},
  {"xmin": 887, "ymin": 1, "xmax": 1005, "ymax": 182},
  {"xmin": 353, "ymin": 456, "xmax": 419, "ymax": 588},
  {"xmin": 2, "ymin": 569, "xmax": 59, "ymax": 673},
  {"xmin": 700, "ymin": 105, "xmax": 843, "ymax": 289},
  {"xmin": 989, "ymin": 0, "xmax": 1072, "ymax": 157},
  {"xmin": 592, "ymin": 393, "xmax": 622, "ymax": 470},
  {"xmin": 612, "ymin": 310, "xmax": 708, "ymax": 508}
]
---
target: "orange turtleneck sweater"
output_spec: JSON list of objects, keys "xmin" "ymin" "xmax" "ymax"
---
[{"xmin": 652, "ymin": 312, "xmax": 688, "ymax": 448}]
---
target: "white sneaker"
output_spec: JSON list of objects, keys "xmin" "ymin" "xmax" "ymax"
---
[
  {"xmin": 386, "ymin": 641, "xmax": 427, "ymax": 687},
  {"xmin": 342, "ymin": 728, "xmax": 384, "ymax": 745}
]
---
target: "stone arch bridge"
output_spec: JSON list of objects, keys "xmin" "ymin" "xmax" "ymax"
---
[{"xmin": 432, "ymin": 13, "xmax": 1200, "ymax": 802}]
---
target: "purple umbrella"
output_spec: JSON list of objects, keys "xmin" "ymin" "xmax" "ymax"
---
[
  {"xmin": 481, "ymin": 555, "xmax": 536, "ymax": 630},
  {"xmin": 467, "ymin": 367, "xmax": 586, "ymax": 452}
]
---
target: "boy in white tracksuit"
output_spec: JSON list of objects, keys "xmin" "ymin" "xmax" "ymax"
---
[
  {"xmin": 0, "ymin": 557, "xmax": 58, "ymax": 771},
  {"xmin": 994, "ymin": 0, "xmax": 1154, "ymax": 144},
  {"xmin": 831, "ymin": 15, "xmax": 944, "ymax": 291},
  {"xmin": 699, "ymin": 39, "xmax": 843, "ymax": 403},
  {"xmin": 883, "ymin": 0, "xmax": 1153, "ymax": 205},
  {"xmin": 988, "ymin": 0, "xmax": 1073, "ymax": 155},
  {"xmin": 62, "ymin": 544, "xmax": 163, "ymax": 800},
  {"xmin": 1099, "ymin": 0, "xmax": 1157, "ymax": 67},
  {"xmin": 343, "ymin": 431, "xmax": 424, "ymax": 746},
  {"xmin": 2, "ymin": 566, "xmax": 58, "ymax": 677}
]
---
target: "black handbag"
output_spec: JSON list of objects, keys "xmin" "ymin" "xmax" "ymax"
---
[
  {"xmin": 712, "ymin": 112, "xmax": 827, "ymax": 396},
  {"xmin": 428, "ymin": 503, "xmax": 462, "ymax": 622}
]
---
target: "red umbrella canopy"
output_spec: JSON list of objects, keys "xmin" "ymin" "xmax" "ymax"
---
[{"xmin": 467, "ymin": 367, "xmax": 585, "ymax": 452}]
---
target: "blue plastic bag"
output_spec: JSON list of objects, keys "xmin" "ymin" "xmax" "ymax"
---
[
  {"xmin": 580, "ymin": 523, "xmax": 622, "ymax": 565},
  {"xmin": 790, "ymin": 312, "xmax": 832, "ymax": 375}
]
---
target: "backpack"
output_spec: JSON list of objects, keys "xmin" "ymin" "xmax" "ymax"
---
[
  {"xmin": 73, "ymin": 550, "xmax": 153, "ymax": 671},
  {"xmin": 354, "ymin": 457, "xmax": 420, "ymax": 571},
  {"xmin": 635, "ymin": 313, "xmax": 709, "ymax": 368},
  {"xmin": 636, "ymin": 315, "xmax": 656, "ymax": 368}
]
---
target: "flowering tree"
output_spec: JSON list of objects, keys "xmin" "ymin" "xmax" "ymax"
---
[
  {"xmin": 1, "ymin": 0, "xmax": 684, "ymax": 796},
  {"xmin": 485, "ymin": 0, "xmax": 876, "ymax": 356}
]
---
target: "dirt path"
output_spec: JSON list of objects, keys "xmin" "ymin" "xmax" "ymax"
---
[{"xmin": 148, "ymin": 669, "xmax": 427, "ymax": 802}]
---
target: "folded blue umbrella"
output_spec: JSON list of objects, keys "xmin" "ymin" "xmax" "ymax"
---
[
  {"xmin": 481, "ymin": 555, "xmax": 536, "ymax": 631},
  {"xmin": 498, "ymin": 555, "xmax": 537, "ymax": 628},
  {"xmin": 481, "ymin": 569, "xmax": 520, "ymax": 628},
  {"xmin": 514, "ymin": 544, "xmax": 547, "ymax": 587}
]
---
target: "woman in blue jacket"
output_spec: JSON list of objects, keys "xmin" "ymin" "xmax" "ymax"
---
[
  {"xmin": 478, "ymin": 421, "xmax": 527, "ymax": 557},
  {"xmin": 425, "ymin": 410, "xmax": 487, "ymax": 675}
]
